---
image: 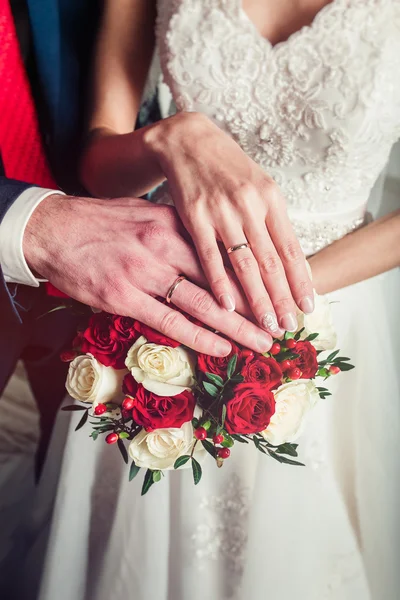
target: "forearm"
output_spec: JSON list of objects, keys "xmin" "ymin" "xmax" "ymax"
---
[
  {"xmin": 80, "ymin": 124, "xmax": 165, "ymax": 198},
  {"xmin": 309, "ymin": 210, "xmax": 400, "ymax": 294}
]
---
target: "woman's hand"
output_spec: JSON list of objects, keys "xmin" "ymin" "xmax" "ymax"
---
[{"xmin": 144, "ymin": 112, "xmax": 314, "ymax": 334}]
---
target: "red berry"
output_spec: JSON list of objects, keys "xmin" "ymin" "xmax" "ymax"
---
[
  {"xmin": 288, "ymin": 368, "xmax": 302, "ymax": 380},
  {"xmin": 213, "ymin": 434, "xmax": 224, "ymax": 445},
  {"xmin": 281, "ymin": 359, "xmax": 293, "ymax": 371},
  {"xmin": 105, "ymin": 432, "xmax": 119, "ymax": 445},
  {"xmin": 241, "ymin": 349, "xmax": 254, "ymax": 359},
  {"xmin": 286, "ymin": 338, "xmax": 297, "ymax": 349},
  {"xmin": 194, "ymin": 427, "xmax": 207, "ymax": 440},
  {"xmin": 122, "ymin": 397, "xmax": 134, "ymax": 411},
  {"xmin": 94, "ymin": 403, "xmax": 107, "ymax": 416},
  {"xmin": 270, "ymin": 342, "xmax": 281, "ymax": 355},
  {"xmin": 122, "ymin": 409, "xmax": 132, "ymax": 420},
  {"xmin": 329, "ymin": 365, "xmax": 341, "ymax": 375},
  {"xmin": 218, "ymin": 447, "xmax": 230, "ymax": 459}
]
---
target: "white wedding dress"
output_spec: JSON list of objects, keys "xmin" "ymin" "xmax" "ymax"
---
[{"xmin": 23, "ymin": 1, "xmax": 400, "ymax": 599}]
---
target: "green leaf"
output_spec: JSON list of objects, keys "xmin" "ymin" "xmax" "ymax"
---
[
  {"xmin": 201, "ymin": 439, "xmax": 217, "ymax": 458},
  {"xmin": 229, "ymin": 374, "xmax": 245, "ymax": 384},
  {"xmin": 335, "ymin": 362, "xmax": 355, "ymax": 371},
  {"xmin": 203, "ymin": 381, "xmax": 219, "ymax": 397},
  {"xmin": 227, "ymin": 354, "xmax": 238, "ymax": 378},
  {"xmin": 174, "ymin": 454, "xmax": 191, "ymax": 470},
  {"xmin": 284, "ymin": 331, "xmax": 295, "ymax": 340},
  {"xmin": 75, "ymin": 409, "xmax": 89, "ymax": 431},
  {"xmin": 231, "ymin": 434, "xmax": 249, "ymax": 444},
  {"xmin": 153, "ymin": 470, "xmax": 162, "ymax": 483},
  {"xmin": 221, "ymin": 404, "xmax": 227, "ymax": 427},
  {"xmin": 221, "ymin": 434, "xmax": 234, "ymax": 448},
  {"xmin": 276, "ymin": 443, "xmax": 299, "ymax": 457},
  {"xmin": 326, "ymin": 350, "xmax": 339, "ymax": 362},
  {"xmin": 119, "ymin": 431, "xmax": 130, "ymax": 439},
  {"xmin": 205, "ymin": 372, "xmax": 224, "ymax": 387},
  {"xmin": 141, "ymin": 469, "xmax": 155, "ymax": 496},
  {"xmin": 62, "ymin": 404, "xmax": 87, "ymax": 412},
  {"xmin": 268, "ymin": 450, "xmax": 305, "ymax": 466},
  {"xmin": 129, "ymin": 461, "xmax": 140, "ymax": 481},
  {"xmin": 294, "ymin": 327, "xmax": 305, "ymax": 340},
  {"xmin": 317, "ymin": 367, "xmax": 329, "ymax": 377},
  {"xmin": 305, "ymin": 332, "xmax": 319, "ymax": 342},
  {"xmin": 117, "ymin": 438, "xmax": 129, "ymax": 464},
  {"xmin": 90, "ymin": 431, "xmax": 99, "ymax": 441},
  {"xmin": 192, "ymin": 417, "xmax": 200, "ymax": 429},
  {"xmin": 191, "ymin": 457, "xmax": 202, "ymax": 485},
  {"xmin": 201, "ymin": 420, "xmax": 212, "ymax": 431}
]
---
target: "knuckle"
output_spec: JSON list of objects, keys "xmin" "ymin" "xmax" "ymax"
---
[
  {"xmin": 234, "ymin": 255, "xmax": 254, "ymax": 274},
  {"xmin": 190, "ymin": 289, "xmax": 215, "ymax": 315},
  {"xmin": 279, "ymin": 241, "xmax": 302, "ymax": 264},
  {"xmin": 250, "ymin": 295, "xmax": 270, "ymax": 314},
  {"xmin": 234, "ymin": 318, "xmax": 249, "ymax": 340},
  {"xmin": 159, "ymin": 310, "xmax": 183, "ymax": 335},
  {"xmin": 258, "ymin": 252, "xmax": 280, "ymax": 275},
  {"xmin": 209, "ymin": 275, "xmax": 229, "ymax": 290},
  {"xmin": 191, "ymin": 326, "xmax": 207, "ymax": 349},
  {"xmin": 274, "ymin": 296, "xmax": 295, "ymax": 313},
  {"xmin": 201, "ymin": 245, "xmax": 220, "ymax": 264},
  {"xmin": 139, "ymin": 222, "xmax": 168, "ymax": 247},
  {"xmin": 296, "ymin": 279, "xmax": 312, "ymax": 296}
]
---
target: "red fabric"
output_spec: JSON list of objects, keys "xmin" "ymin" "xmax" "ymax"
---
[{"xmin": 0, "ymin": 0, "xmax": 62, "ymax": 296}]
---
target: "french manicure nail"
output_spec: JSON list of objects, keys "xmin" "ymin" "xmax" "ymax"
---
[
  {"xmin": 220, "ymin": 293, "xmax": 235, "ymax": 312},
  {"xmin": 299, "ymin": 295, "xmax": 315, "ymax": 314},
  {"xmin": 280, "ymin": 313, "xmax": 298, "ymax": 332},
  {"xmin": 216, "ymin": 340, "xmax": 232, "ymax": 356},
  {"xmin": 256, "ymin": 332, "xmax": 273, "ymax": 353},
  {"xmin": 261, "ymin": 312, "xmax": 280, "ymax": 334}
]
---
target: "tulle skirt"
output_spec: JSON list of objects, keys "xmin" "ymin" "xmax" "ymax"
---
[{"xmin": 22, "ymin": 268, "xmax": 400, "ymax": 600}]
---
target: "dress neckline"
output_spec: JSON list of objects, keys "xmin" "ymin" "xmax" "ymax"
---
[{"xmin": 238, "ymin": 0, "xmax": 342, "ymax": 51}]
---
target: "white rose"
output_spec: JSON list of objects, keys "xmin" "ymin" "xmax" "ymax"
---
[
  {"xmin": 125, "ymin": 336, "xmax": 195, "ymax": 397},
  {"xmin": 261, "ymin": 380, "xmax": 319, "ymax": 446},
  {"xmin": 66, "ymin": 354, "xmax": 126, "ymax": 405},
  {"xmin": 128, "ymin": 421, "xmax": 195, "ymax": 471},
  {"xmin": 297, "ymin": 291, "xmax": 337, "ymax": 351}
]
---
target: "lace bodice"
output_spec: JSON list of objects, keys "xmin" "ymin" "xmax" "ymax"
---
[{"xmin": 156, "ymin": 0, "xmax": 400, "ymax": 254}]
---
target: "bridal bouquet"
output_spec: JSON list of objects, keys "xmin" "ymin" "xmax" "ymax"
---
[{"xmin": 62, "ymin": 294, "xmax": 353, "ymax": 495}]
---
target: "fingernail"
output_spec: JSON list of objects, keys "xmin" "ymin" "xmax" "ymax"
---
[
  {"xmin": 215, "ymin": 340, "xmax": 232, "ymax": 356},
  {"xmin": 299, "ymin": 295, "xmax": 315, "ymax": 314},
  {"xmin": 280, "ymin": 313, "xmax": 298, "ymax": 332},
  {"xmin": 220, "ymin": 293, "xmax": 235, "ymax": 312},
  {"xmin": 256, "ymin": 332, "xmax": 273, "ymax": 353},
  {"xmin": 261, "ymin": 312, "xmax": 282, "ymax": 335}
]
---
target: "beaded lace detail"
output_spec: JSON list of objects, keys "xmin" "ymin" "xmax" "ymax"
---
[{"xmin": 156, "ymin": 0, "xmax": 400, "ymax": 253}]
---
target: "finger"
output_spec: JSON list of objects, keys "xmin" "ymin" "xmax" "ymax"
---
[
  {"xmin": 221, "ymin": 227, "xmax": 282, "ymax": 337},
  {"xmin": 267, "ymin": 204, "xmax": 314, "ymax": 315},
  {"xmin": 171, "ymin": 278, "xmax": 273, "ymax": 353},
  {"xmin": 121, "ymin": 289, "xmax": 232, "ymax": 357},
  {"xmin": 191, "ymin": 227, "xmax": 236, "ymax": 312},
  {"xmin": 247, "ymin": 224, "xmax": 297, "ymax": 333}
]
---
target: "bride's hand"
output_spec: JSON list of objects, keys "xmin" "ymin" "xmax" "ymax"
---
[{"xmin": 145, "ymin": 112, "xmax": 314, "ymax": 334}]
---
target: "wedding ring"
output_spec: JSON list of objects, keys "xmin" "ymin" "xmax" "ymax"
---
[
  {"xmin": 227, "ymin": 242, "xmax": 251, "ymax": 254},
  {"xmin": 166, "ymin": 275, "xmax": 187, "ymax": 304}
]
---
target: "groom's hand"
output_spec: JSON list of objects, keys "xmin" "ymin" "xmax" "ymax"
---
[{"xmin": 23, "ymin": 195, "xmax": 273, "ymax": 357}]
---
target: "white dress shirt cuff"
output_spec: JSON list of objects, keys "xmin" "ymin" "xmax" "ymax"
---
[{"xmin": 0, "ymin": 187, "xmax": 64, "ymax": 286}]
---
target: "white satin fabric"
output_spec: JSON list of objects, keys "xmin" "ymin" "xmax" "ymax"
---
[{"xmin": 23, "ymin": 2, "xmax": 400, "ymax": 599}]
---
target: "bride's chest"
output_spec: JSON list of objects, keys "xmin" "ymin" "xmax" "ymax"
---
[{"xmin": 157, "ymin": 0, "xmax": 400, "ymax": 140}]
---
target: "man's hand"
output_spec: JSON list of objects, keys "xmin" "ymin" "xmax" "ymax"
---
[{"xmin": 23, "ymin": 195, "xmax": 273, "ymax": 357}]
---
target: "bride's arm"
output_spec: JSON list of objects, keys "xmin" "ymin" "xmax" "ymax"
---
[
  {"xmin": 81, "ymin": 0, "xmax": 314, "ymax": 336},
  {"xmin": 308, "ymin": 210, "xmax": 400, "ymax": 294}
]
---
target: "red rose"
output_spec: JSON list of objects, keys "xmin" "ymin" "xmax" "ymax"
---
[
  {"xmin": 197, "ymin": 343, "xmax": 240, "ymax": 378},
  {"xmin": 123, "ymin": 373, "xmax": 139, "ymax": 397},
  {"xmin": 292, "ymin": 341, "xmax": 318, "ymax": 379},
  {"xmin": 80, "ymin": 313, "xmax": 128, "ymax": 370},
  {"xmin": 224, "ymin": 383, "xmax": 275, "ymax": 435},
  {"xmin": 241, "ymin": 355, "xmax": 283, "ymax": 390},
  {"xmin": 112, "ymin": 316, "xmax": 139, "ymax": 343},
  {"xmin": 134, "ymin": 322, "xmax": 180, "ymax": 348},
  {"xmin": 132, "ymin": 385, "xmax": 195, "ymax": 431}
]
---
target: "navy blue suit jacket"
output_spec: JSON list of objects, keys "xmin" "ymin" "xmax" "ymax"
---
[{"xmin": 0, "ymin": 0, "xmax": 99, "ymax": 393}]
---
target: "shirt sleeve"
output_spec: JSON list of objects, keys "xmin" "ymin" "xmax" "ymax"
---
[{"xmin": 0, "ymin": 187, "xmax": 64, "ymax": 286}]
